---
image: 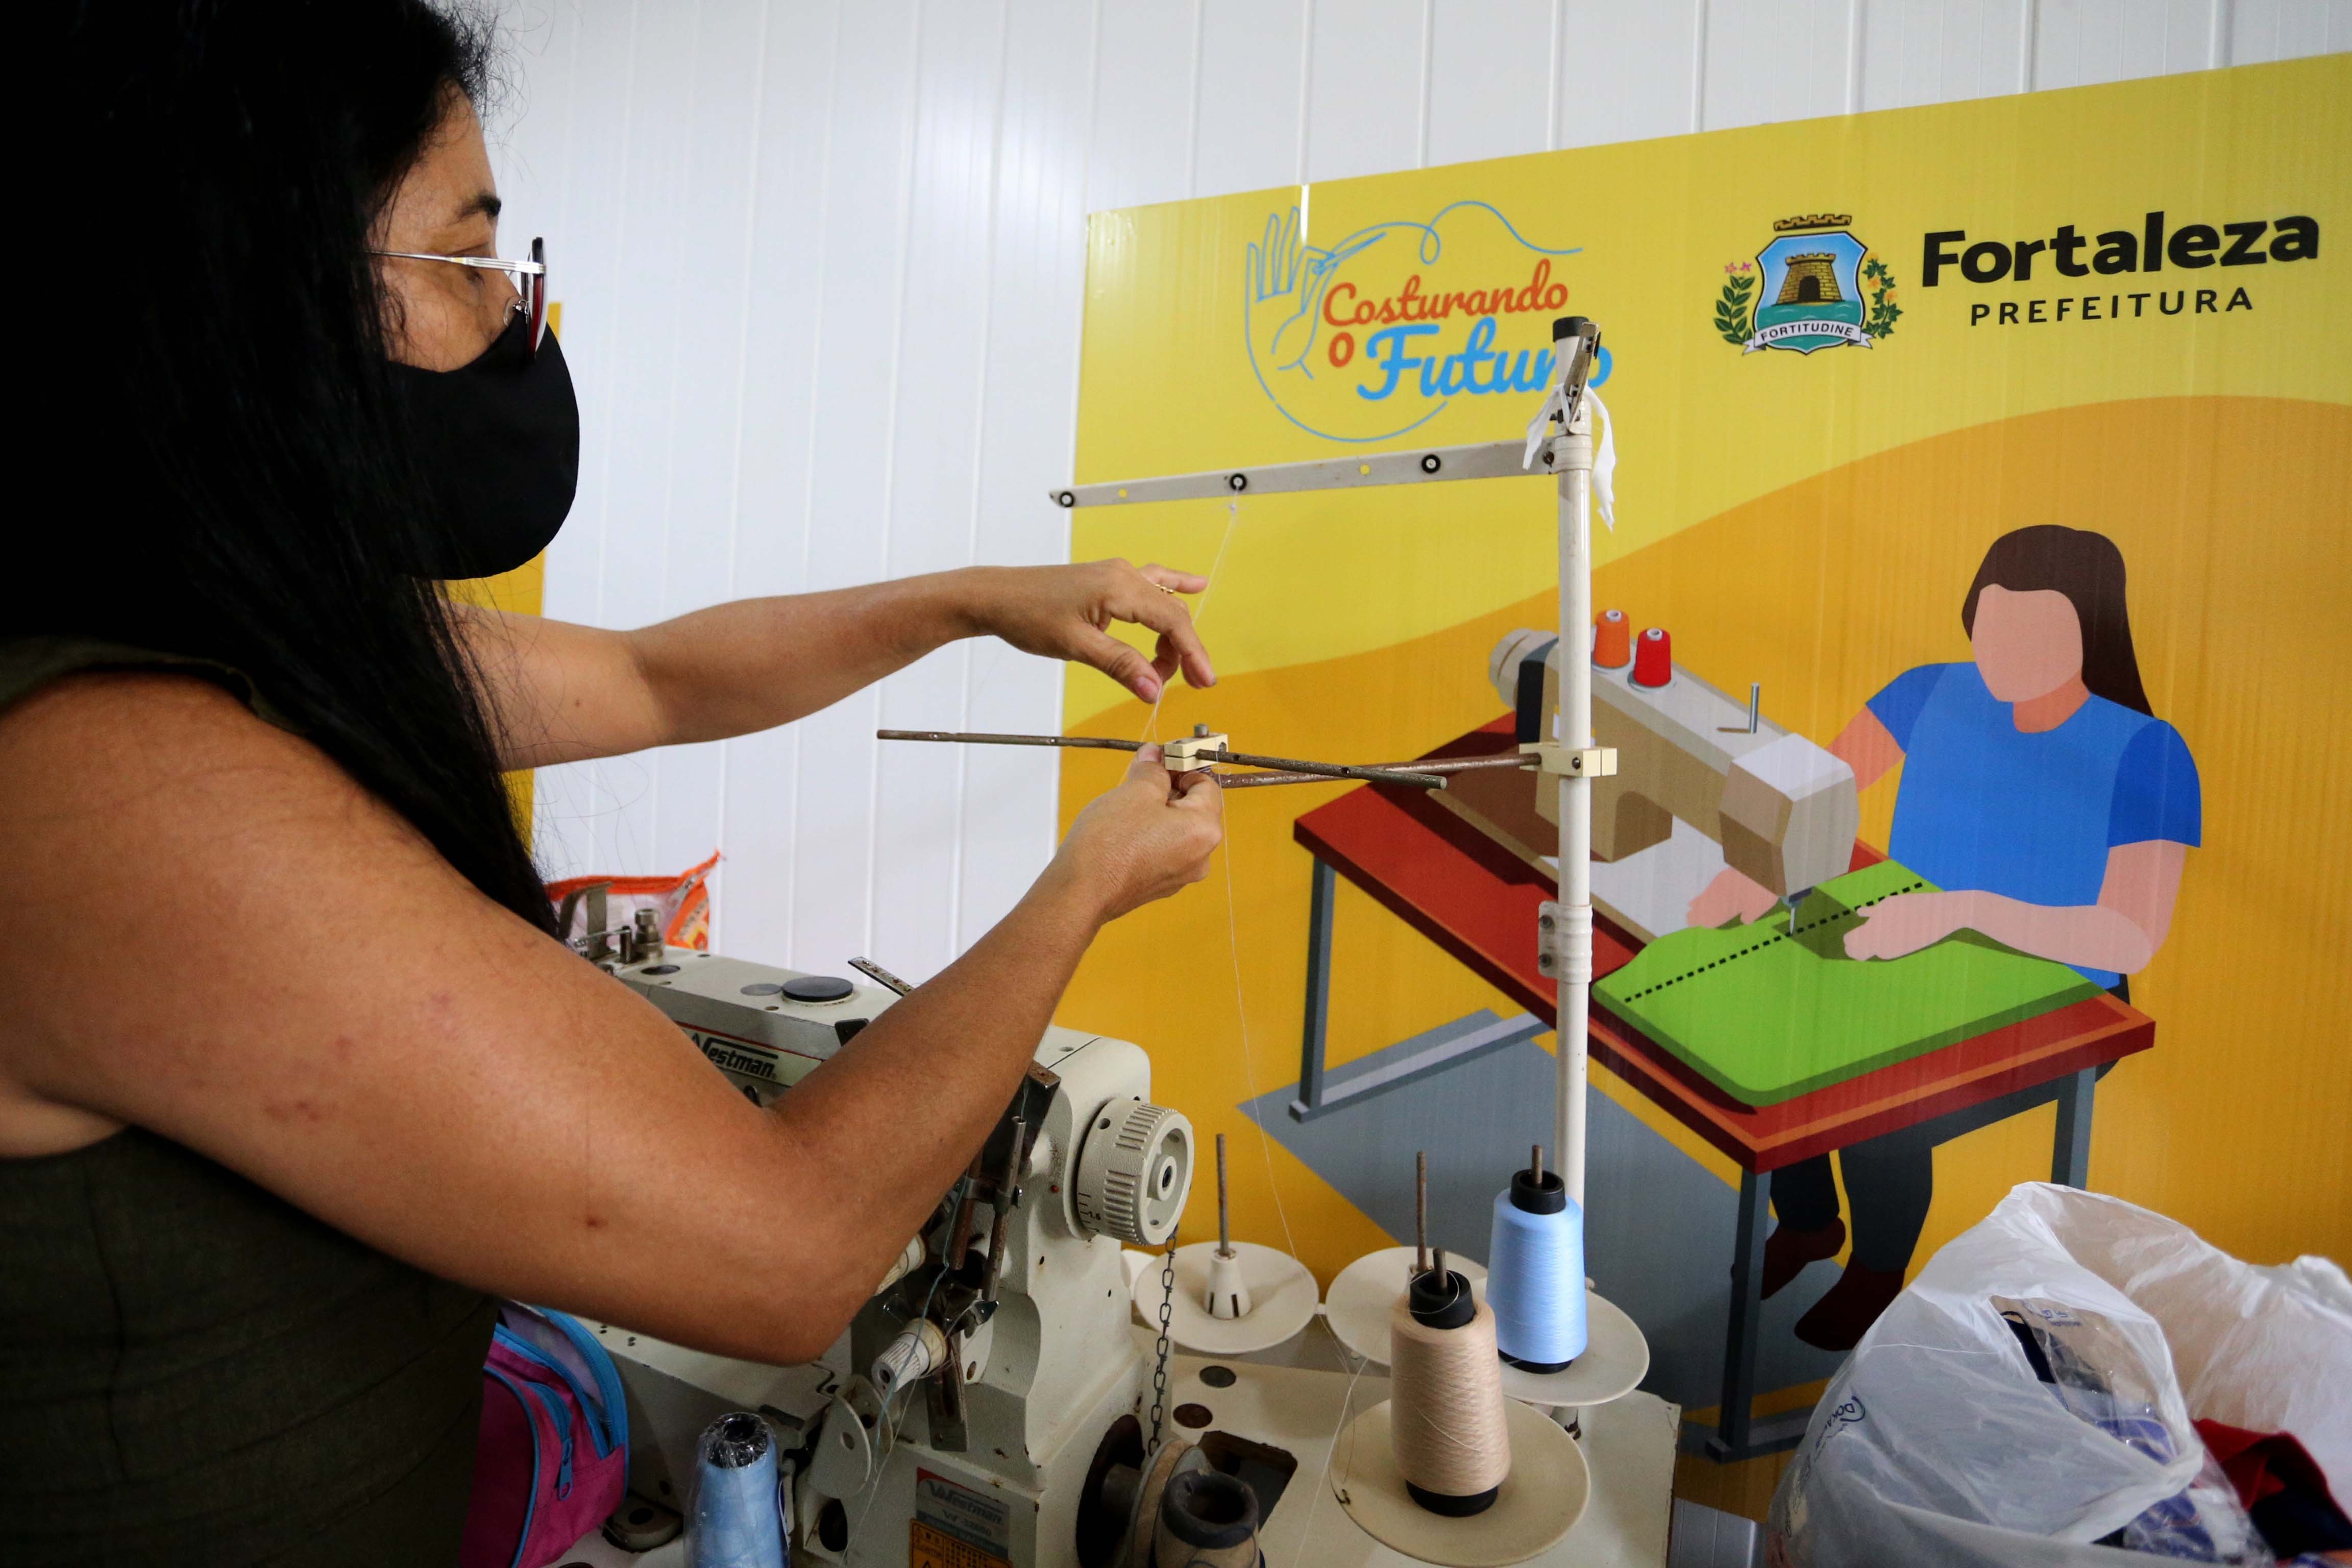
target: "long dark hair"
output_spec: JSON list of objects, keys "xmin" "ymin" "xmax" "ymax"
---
[
  {"xmin": 1961, "ymin": 526, "xmax": 2153, "ymax": 717},
  {"xmin": 27, "ymin": 2, "xmax": 553, "ymax": 933}
]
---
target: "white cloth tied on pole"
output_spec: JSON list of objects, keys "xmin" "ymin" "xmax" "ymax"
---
[
  {"xmin": 1520, "ymin": 366, "xmax": 1617, "ymax": 533},
  {"xmin": 1587, "ymin": 388, "xmax": 1616, "ymax": 531}
]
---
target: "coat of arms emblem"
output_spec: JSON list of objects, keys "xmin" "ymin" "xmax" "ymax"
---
[{"xmin": 1716, "ymin": 214, "xmax": 1899, "ymax": 354}]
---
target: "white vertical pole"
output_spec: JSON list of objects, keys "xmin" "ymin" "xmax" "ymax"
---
[{"xmin": 1553, "ymin": 397, "xmax": 1596, "ymax": 1210}]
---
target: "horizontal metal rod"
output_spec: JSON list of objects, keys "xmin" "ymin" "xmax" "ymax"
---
[
  {"xmin": 1218, "ymin": 754, "xmax": 1527, "ymax": 788},
  {"xmin": 1199, "ymin": 748, "xmax": 1443, "ymax": 789},
  {"xmin": 876, "ymin": 729, "xmax": 1451, "ymax": 789},
  {"xmin": 1216, "ymin": 771, "xmax": 1349, "ymax": 789},
  {"xmin": 1047, "ymin": 438, "xmax": 1543, "ymax": 509},
  {"xmin": 879, "ymin": 729, "xmax": 1142, "ymax": 752},
  {"xmin": 1359, "ymin": 753, "xmax": 1528, "ymax": 776}
]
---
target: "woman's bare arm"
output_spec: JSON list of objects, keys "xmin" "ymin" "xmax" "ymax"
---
[
  {"xmin": 456, "ymin": 560, "xmax": 1214, "ymax": 770},
  {"xmin": 0, "ymin": 674, "xmax": 1219, "ymax": 1364}
]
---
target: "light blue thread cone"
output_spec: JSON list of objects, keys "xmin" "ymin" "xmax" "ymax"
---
[
  {"xmin": 690, "ymin": 1412, "xmax": 787, "ymax": 1568},
  {"xmin": 1487, "ymin": 1185, "xmax": 1587, "ymax": 1367}
]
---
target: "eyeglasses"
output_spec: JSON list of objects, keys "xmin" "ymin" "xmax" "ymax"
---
[{"xmin": 370, "ymin": 236, "xmax": 549, "ymax": 359}]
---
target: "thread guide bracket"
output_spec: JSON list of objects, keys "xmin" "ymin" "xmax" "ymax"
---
[{"xmin": 1518, "ymin": 741, "xmax": 1619, "ymax": 777}]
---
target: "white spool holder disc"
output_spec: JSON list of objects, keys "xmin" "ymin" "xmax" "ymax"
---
[
  {"xmin": 1330, "ymin": 1398, "xmax": 1589, "ymax": 1568},
  {"xmin": 1325, "ymin": 1246, "xmax": 1487, "ymax": 1367},
  {"xmin": 1120, "ymin": 1249, "xmax": 1156, "ymax": 1294},
  {"xmin": 1130, "ymin": 1241, "xmax": 1319, "ymax": 1355},
  {"xmin": 1490, "ymin": 1288, "xmax": 1649, "ymax": 1410}
]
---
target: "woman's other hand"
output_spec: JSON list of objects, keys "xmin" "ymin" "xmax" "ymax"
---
[
  {"xmin": 1687, "ymin": 865, "xmax": 1781, "ymax": 928},
  {"xmin": 1844, "ymin": 891, "xmax": 1970, "ymax": 961},
  {"xmin": 965, "ymin": 561, "xmax": 1215, "ymax": 704},
  {"xmin": 1047, "ymin": 746, "xmax": 1224, "ymax": 923}
]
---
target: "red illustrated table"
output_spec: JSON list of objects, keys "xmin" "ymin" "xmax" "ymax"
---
[{"xmin": 1288, "ymin": 719, "xmax": 2154, "ymax": 1458}]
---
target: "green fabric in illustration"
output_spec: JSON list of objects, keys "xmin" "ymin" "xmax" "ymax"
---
[{"xmin": 1595, "ymin": 860, "xmax": 2101, "ymax": 1107}]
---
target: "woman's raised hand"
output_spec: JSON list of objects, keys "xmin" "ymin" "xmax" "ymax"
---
[
  {"xmin": 962, "ymin": 560, "xmax": 1216, "ymax": 703},
  {"xmin": 1045, "ymin": 746, "xmax": 1225, "ymax": 924}
]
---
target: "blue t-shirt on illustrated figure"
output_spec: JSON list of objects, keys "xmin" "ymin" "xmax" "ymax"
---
[{"xmin": 1868, "ymin": 660, "xmax": 2201, "ymax": 987}]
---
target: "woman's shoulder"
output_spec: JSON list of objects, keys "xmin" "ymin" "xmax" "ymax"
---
[
  {"xmin": 1, "ymin": 658, "xmax": 292, "ymax": 773},
  {"xmin": 0, "ymin": 661, "xmax": 372, "ymax": 885},
  {"xmin": 0, "ymin": 636, "xmax": 293, "ymax": 733}
]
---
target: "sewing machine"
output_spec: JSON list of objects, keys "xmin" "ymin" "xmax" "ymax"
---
[
  {"xmin": 594, "ymin": 949, "xmax": 1202, "ymax": 1568},
  {"xmin": 1440, "ymin": 628, "xmax": 1858, "ymax": 942}
]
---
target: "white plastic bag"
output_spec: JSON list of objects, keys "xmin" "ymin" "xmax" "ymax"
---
[{"xmin": 1769, "ymin": 1183, "xmax": 2352, "ymax": 1566}]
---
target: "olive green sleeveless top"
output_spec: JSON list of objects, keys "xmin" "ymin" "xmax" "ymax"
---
[{"xmin": 0, "ymin": 639, "xmax": 498, "ymax": 1565}]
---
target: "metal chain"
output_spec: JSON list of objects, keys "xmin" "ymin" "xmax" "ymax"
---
[{"xmin": 1148, "ymin": 1224, "xmax": 1177, "ymax": 1451}]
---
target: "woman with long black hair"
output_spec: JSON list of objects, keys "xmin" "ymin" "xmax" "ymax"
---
[
  {"xmin": 4, "ymin": 6, "xmax": 1221, "ymax": 1561},
  {"xmin": 1689, "ymin": 524, "xmax": 2202, "ymax": 1350}
]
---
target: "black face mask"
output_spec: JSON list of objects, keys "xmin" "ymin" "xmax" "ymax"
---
[{"xmin": 389, "ymin": 312, "xmax": 580, "ymax": 580}]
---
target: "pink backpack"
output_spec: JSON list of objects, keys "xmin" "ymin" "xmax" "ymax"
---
[{"xmin": 461, "ymin": 1304, "xmax": 631, "ymax": 1568}]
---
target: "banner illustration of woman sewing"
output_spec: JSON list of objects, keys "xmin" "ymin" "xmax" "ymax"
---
[
  {"xmin": 1055, "ymin": 53, "xmax": 2344, "ymax": 1497},
  {"xmin": 1687, "ymin": 526, "xmax": 2201, "ymax": 1349}
]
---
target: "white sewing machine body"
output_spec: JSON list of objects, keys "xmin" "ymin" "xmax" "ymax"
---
[{"xmin": 606, "ymin": 951, "xmax": 1189, "ymax": 1568}]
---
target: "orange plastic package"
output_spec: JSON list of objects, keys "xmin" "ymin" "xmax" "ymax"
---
[{"xmin": 544, "ymin": 850, "xmax": 719, "ymax": 955}]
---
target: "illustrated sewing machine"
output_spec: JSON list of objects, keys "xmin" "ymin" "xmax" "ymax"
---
[
  {"xmin": 1443, "ymin": 626, "xmax": 1859, "ymax": 943},
  {"xmin": 551, "ymin": 949, "xmax": 1677, "ymax": 1567}
]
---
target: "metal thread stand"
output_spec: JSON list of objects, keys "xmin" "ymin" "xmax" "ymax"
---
[
  {"xmin": 1056, "ymin": 313, "xmax": 1640, "ymax": 1455},
  {"xmin": 1061, "ymin": 320, "xmax": 1605, "ymax": 1181}
]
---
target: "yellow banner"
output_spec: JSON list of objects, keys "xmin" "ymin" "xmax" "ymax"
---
[{"xmin": 1059, "ymin": 54, "xmax": 2350, "ymax": 1447}]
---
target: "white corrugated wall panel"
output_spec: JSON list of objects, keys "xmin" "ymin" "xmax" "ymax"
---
[
  {"xmin": 2229, "ymin": 0, "xmax": 2337, "ymax": 61},
  {"xmin": 1425, "ymin": 0, "xmax": 1557, "ymax": 165},
  {"xmin": 1194, "ymin": 0, "xmax": 1311, "ymax": 197},
  {"xmin": 868, "ymin": 0, "xmax": 1016, "ymax": 982},
  {"xmin": 714, "ymin": 0, "xmax": 843, "ymax": 965},
  {"xmin": 954, "ymin": 0, "xmax": 1100, "ymax": 957},
  {"xmin": 1091, "ymin": 0, "xmax": 1201, "ymax": 212},
  {"xmin": 523, "ymin": 2, "xmax": 642, "ymax": 883},
  {"xmin": 649, "ymin": 0, "xmax": 769, "ymax": 906},
  {"xmin": 1553, "ymin": 1, "xmax": 1705, "ymax": 147},
  {"xmin": 2035, "ymin": 0, "xmax": 2222, "ymax": 87},
  {"xmin": 781, "ymin": 0, "xmax": 922, "ymax": 970},
  {"xmin": 1304, "ymin": 0, "xmax": 1430, "ymax": 181},
  {"xmin": 1701, "ymin": 0, "xmax": 1860, "ymax": 130},
  {"xmin": 1857, "ymin": 0, "xmax": 2031, "ymax": 109}
]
